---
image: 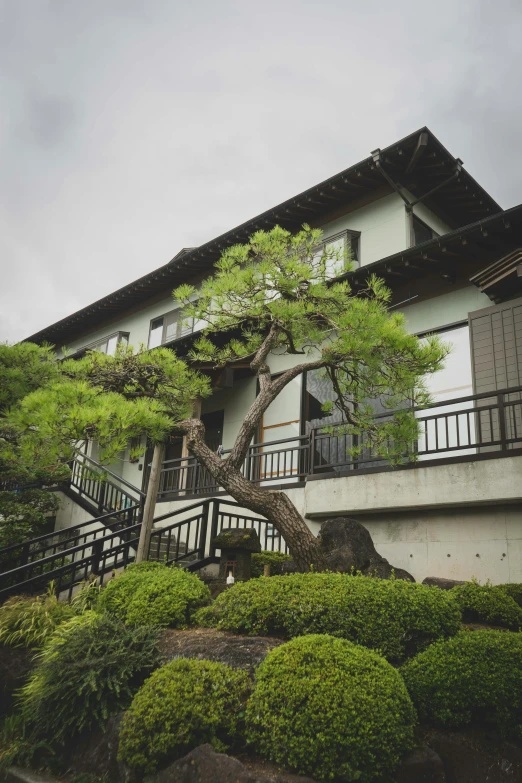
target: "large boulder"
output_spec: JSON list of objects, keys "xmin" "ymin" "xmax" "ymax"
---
[
  {"xmin": 147, "ymin": 744, "xmax": 317, "ymax": 783},
  {"xmin": 159, "ymin": 628, "xmax": 282, "ymax": 676},
  {"xmin": 394, "ymin": 745, "xmax": 446, "ymax": 783},
  {"xmin": 422, "ymin": 576, "xmax": 466, "ymax": 590},
  {"xmin": 318, "ymin": 517, "xmax": 415, "ymax": 581}
]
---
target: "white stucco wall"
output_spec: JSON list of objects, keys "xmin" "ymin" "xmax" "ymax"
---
[
  {"xmin": 399, "ymin": 286, "xmax": 492, "ymax": 335},
  {"xmin": 321, "ymin": 193, "xmax": 408, "ymax": 268}
]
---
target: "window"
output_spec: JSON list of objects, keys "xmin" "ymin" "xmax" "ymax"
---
[
  {"xmin": 412, "ymin": 215, "xmax": 439, "ymax": 246},
  {"xmin": 319, "ymin": 230, "xmax": 360, "ymax": 278},
  {"xmin": 148, "ymin": 308, "xmax": 204, "ymax": 348},
  {"xmin": 72, "ymin": 331, "xmax": 129, "ymax": 358}
]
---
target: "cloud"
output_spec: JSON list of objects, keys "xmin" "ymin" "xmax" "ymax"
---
[{"xmin": 1, "ymin": 0, "xmax": 521, "ymax": 342}]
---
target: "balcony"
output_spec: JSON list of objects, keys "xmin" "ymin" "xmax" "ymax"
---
[{"xmin": 156, "ymin": 387, "xmax": 522, "ymax": 500}]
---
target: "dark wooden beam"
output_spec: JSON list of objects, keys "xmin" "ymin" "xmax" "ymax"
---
[{"xmin": 405, "ymin": 131, "xmax": 429, "ymax": 174}]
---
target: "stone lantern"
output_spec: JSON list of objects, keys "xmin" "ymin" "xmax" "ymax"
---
[{"xmin": 212, "ymin": 528, "xmax": 261, "ymax": 583}]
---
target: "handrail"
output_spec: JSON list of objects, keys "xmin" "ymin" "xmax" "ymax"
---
[
  {"xmin": 0, "ymin": 521, "xmax": 142, "ymax": 581},
  {"xmin": 0, "ymin": 504, "xmax": 140, "ymax": 558},
  {"xmin": 312, "ymin": 384, "xmax": 522, "ymax": 427},
  {"xmin": 75, "ymin": 452, "xmax": 146, "ymax": 498}
]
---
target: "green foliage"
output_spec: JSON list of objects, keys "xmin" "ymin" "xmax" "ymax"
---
[
  {"xmin": 118, "ymin": 658, "xmax": 251, "ymax": 773},
  {"xmin": 175, "ymin": 225, "xmax": 448, "ymax": 464},
  {"xmin": 0, "ymin": 489, "xmax": 58, "ymax": 549},
  {"xmin": 497, "ymin": 583, "xmax": 522, "ymax": 608},
  {"xmin": 0, "ymin": 586, "xmax": 75, "ymax": 648},
  {"xmin": 401, "ymin": 630, "xmax": 522, "ymax": 733},
  {"xmin": 246, "ymin": 634, "xmax": 416, "ymax": 782},
  {"xmin": 19, "ymin": 612, "xmax": 160, "ymax": 744},
  {"xmin": 250, "ymin": 551, "xmax": 292, "ymax": 578},
  {"xmin": 98, "ymin": 562, "xmax": 210, "ymax": 627},
  {"xmin": 196, "ymin": 572, "xmax": 461, "ymax": 662},
  {"xmin": 8, "ymin": 344, "xmax": 211, "ymax": 474},
  {"xmin": 0, "ymin": 343, "xmax": 59, "ymax": 415},
  {"xmin": 0, "ymin": 713, "xmax": 53, "ymax": 773},
  {"xmin": 70, "ymin": 579, "xmax": 104, "ymax": 614},
  {"xmin": 449, "ymin": 580, "xmax": 522, "ymax": 629}
]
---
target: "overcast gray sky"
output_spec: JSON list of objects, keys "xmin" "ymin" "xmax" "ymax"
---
[{"xmin": 1, "ymin": 0, "xmax": 521, "ymax": 343}]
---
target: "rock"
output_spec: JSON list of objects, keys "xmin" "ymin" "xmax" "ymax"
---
[
  {"xmin": 6, "ymin": 767, "xmax": 60, "ymax": 783},
  {"xmin": 422, "ymin": 576, "xmax": 466, "ymax": 590},
  {"xmin": 319, "ymin": 517, "xmax": 415, "ymax": 581},
  {"xmin": 65, "ymin": 712, "xmax": 138, "ymax": 782},
  {"xmin": 394, "ymin": 745, "xmax": 446, "ymax": 782},
  {"xmin": 426, "ymin": 729, "xmax": 522, "ymax": 783},
  {"xmin": 0, "ymin": 646, "xmax": 34, "ymax": 718},
  {"xmin": 159, "ymin": 628, "xmax": 282, "ymax": 676},
  {"xmin": 147, "ymin": 744, "xmax": 317, "ymax": 783}
]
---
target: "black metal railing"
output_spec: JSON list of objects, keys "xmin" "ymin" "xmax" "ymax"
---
[
  {"xmin": 0, "ymin": 499, "xmax": 285, "ymax": 599},
  {"xmin": 155, "ymin": 386, "xmax": 522, "ymax": 495},
  {"xmin": 148, "ymin": 498, "xmax": 287, "ymax": 567},
  {"xmin": 69, "ymin": 452, "xmax": 145, "ymax": 516},
  {"xmin": 0, "ymin": 505, "xmax": 140, "ymax": 573},
  {"xmin": 0, "ymin": 517, "xmax": 141, "ymax": 600}
]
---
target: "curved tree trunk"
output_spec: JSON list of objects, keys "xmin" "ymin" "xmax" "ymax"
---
[{"xmin": 180, "ymin": 418, "xmax": 326, "ymax": 572}]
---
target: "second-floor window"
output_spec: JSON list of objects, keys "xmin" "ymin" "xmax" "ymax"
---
[
  {"xmin": 412, "ymin": 215, "xmax": 439, "ymax": 246},
  {"xmin": 72, "ymin": 331, "xmax": 129, "ymax": 358},
  {"xmin": 321, "ymin": 229, "xmax": 360, "ymax": 277},
  {"xmin": 148, "ymin": 308, "xmax": 200, "ymax": 348}
]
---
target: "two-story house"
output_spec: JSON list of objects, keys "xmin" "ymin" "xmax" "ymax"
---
[{"xmin": 21, "ymin": 127, "xmax": 522, "ymax": 586}]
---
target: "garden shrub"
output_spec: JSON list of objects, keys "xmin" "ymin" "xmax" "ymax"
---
[
  {"xmin": 449, "ymin": 580, "xmax": 522, "ymax": 629},
  {"xmin": 98, "ymin": 561, "xmax": 210, "ymax": 627},
  {"xmin": 246, "ymin": 634, "xmax": 416, "ymax": 782},
  {"xmin": 118, "ymin": 658, "xmax": 251, "ymax": 773},
  {"xmin": 197, "ymin": 572, "xmax": 461, "ymax": 662},
  {"xmin": 250, "ymin": 551, "xmax": 292, "ymax": 578},
  {"xmin": 19, "ymin": 612, "xmax": 160, "ymax": 743},
  {"xmin": 0, "ymin": 586, "xmax": 75, "ymax": 648},
  {"xmin": 401, "ymin": 630, "xmax": 522, "ymax": 733},
  {"xmin": 497, "ymin": 582, "xmax": 522, "ymax": 608}
]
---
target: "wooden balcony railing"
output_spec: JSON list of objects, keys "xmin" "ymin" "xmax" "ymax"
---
[{"xmin": 156, "ymin": 386, "xmax": 522, "ymax": 498}]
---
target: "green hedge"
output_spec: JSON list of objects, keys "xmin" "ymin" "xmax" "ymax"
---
[
  {"xmin": 197, "ymin": 572, "xmax": 461, "ymax": 662},
  {"xmin": 401, "ymin": 630, "xmax": 522, "ymax": 733},
  {"xmin": 449, "ymin": 581, "xmax": 522, "ymax": 629},
  {"xmin": 98, "ymin": 562, "xmax": 210, "ymax": 627},
  {"xmin": 246, "ymin": 634, "xmax": 416, "ymax": 782},
  {"xmin": 118, "ymin": 658, "xmax": 251, "ymax": 773},
  {"xmin": 250, "ymin": 551, "xmax": 292, "ymax": 578},
  {"xmin": 19, "ymin": 612, "xmax": 160, "ymax": 743},
  {"xmin": 497, "ymin": 583, "xmax": 522, "ymax": 608}
]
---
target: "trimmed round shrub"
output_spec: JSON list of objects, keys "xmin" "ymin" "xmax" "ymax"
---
[
  {"xmin": 251, "ymin": 551, "xmax": 292, "ymax": 578},
  {"xmin": 497, "ymin": 583, "xmax": 522, "ymax": 608},
  {"xmin": 98, "ymin": 562, "xmax": 210, "ymax": 627},
  {"xmin": 118, "ymin": 658, "xmax": 251, "ymax": 773},
  {"xmin": 449, "ymin": 580, "xmax": 522, "ymax": 629},
  {"xmin": 19, "ymin": 612, "xmax": 160, "ymax": 743},
  {"xmin": 401, "ymin": 630, "xmax": 522, "ymax": 733},
  {"xmin": 197, "ymin": 572, "xmax": 461, "ymax": 662},
  {"xmin": 0, "ymin": 588, "xmax": 75, "ymax": 648},
  {"xmin": 246, "ymin": 634, "xmax": 416, "ymax": 782}
]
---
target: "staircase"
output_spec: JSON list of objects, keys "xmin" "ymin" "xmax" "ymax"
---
[{"xmin": 0, "ymin": 455, "xmax": 287, "ymax": 600}]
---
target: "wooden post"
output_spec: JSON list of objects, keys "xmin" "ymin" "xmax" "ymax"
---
[
  {"xmin": 136, "ymin": 442, "xmax": 165, "ymax": 563},
  {"xmin": 263, "ymin": 564, "xmax": 271, "ymax": 578}
]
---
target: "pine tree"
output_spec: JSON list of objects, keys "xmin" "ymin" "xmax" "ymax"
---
[
  {"xmin": 10, "ymin": 345, "xmax": 210, "ymax": 559},
  {"xmin": 173, "ymin": 225, "xmax": 448, "ymax": 571}
]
